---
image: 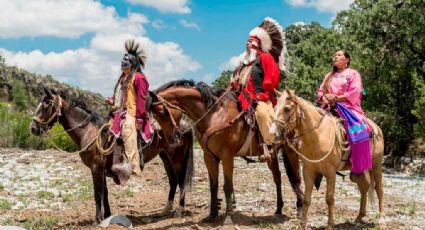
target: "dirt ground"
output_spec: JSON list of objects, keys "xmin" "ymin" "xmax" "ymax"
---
[{"xmin": 1, "ymin": 147, "xmax": 424, "ymax": 229}]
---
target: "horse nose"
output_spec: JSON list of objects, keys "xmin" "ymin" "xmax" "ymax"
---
[{"xmin": 269, "ymin": 123, "xmax": 279, "ymax": 137}]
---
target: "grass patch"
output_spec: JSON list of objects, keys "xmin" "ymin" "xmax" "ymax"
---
[
  {"xmin": 17, "ymin": 194, "xmax": 29, "ymax": 206},
  {"xmin": 0, "ymin": 199, "xmax": 12, "ymax": 210},
  {"xmin": 75, "ymin": 178, "xmax": 93, "ymax": 201},
  {"xmin": 122, "ymin": 187, "xmax": 134, "ymax": 198},
  {"xmin": 22, "ymin": 216, "xmax": 60, "ymax": 229},
  {"xmin": 2, "ymin": 217, "xmax": 14, "ymax": 225},
  {"xmin": 0, "ymin": 183, "xmax": 4, "ymax": 191},
  {"xmin": 407, "ymin": 202, "xmax": 416, "ymax": 216},
  {"xmin": 36, "ymin": 191, "xmax": 55, "ymax": 200},
  {"xmin": 62, "ymin": 194, "xmax": 73, "ymax": 203}
]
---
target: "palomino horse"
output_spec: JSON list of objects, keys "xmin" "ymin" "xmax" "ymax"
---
[
  {"xmin": 29, "ymin": 87, "xmax": 194, "ymax": 224},
  {"xmin": 270, "ymin": 89, "xmax": 384, "ymax": 229},
  {"xmin": 150, "ymin": 80, "xmax": 303, "ymax": 225}
]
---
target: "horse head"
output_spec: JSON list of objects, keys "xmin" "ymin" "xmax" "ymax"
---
[
  {"xmin": 270, "ymin": 87, "xmax": 302, "ymax": 138},
  {"xmin": 30, "ymin": 87, "xmax": 63, "ymax": 136},
  {"xmin": 149, "ymin": 91, "xmax": 187, "ymax": 143}
]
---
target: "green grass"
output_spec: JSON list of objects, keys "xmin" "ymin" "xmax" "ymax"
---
[
  {"xmin": 22, "ymin": 216, "xmax": 60, "ymax": 230},
  {"xmin": 75, "ymin": 178, "xmax": 93, "ymax": 201},
  {"xmin": 407, "ymin": 202, "xmax": 416, "ymax": 216},
  {"xmin": 2, "ymin": 217, "xmax": 14, "ymax": 225},
  {"xmin": 36, "ymin": 191, "xmax": 55, "ymax": 200},
  {"xmin": 0, "ymin": 199, "xmax": 12, "ymax": 210},
  {"xmin": 0, "ymin": 183, "xmax": 4, "ymax": 191}
]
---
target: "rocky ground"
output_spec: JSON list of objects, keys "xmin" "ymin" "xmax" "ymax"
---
[{"xmin": 1, "ymin": 147, "xmax": 425, "ymax": 229}]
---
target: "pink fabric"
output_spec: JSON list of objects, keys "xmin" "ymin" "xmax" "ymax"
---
[
  {"xmin": 317, "ymin": 68, "xmax": 372, "ymax": 173},
  {"xmin": 110, "ymin": 72, "xmax": 152, "ymax": 143}
]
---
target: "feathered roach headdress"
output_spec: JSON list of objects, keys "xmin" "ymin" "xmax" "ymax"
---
[
  {"xmin": 121, "ymin": 38, "xmax": 147, "ymax": 71},
  {"xmin": 248, "ymin": 17, "xmax": 289, "ymax": 71}
]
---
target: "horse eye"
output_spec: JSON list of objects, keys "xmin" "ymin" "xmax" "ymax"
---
[{"xmin": 284, "ymin": 107, "xmax": 291, "ymax": 112}]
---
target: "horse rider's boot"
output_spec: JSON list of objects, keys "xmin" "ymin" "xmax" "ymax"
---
[
  {"xmin": 112, "ymin": 161, "xmax": 133, "ymax": 186},
  {"xmin": 259, "ymin": 144, "xmax": 272, "ymax": 163}
]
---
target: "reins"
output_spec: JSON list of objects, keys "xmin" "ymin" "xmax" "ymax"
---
[
  {"xmin": 154, "ymin": 86, "xmax": 233, "ymax": 131},
  {"xmin": 33, "ymin": 95, "xmax": 116, "ymax": 156},
  {"xmin": 274, "ymin": 96, "xmax": 348, "ymax": 163}
]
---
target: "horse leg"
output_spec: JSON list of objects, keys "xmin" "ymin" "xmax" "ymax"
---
[
  {"xmin": 222, "ymin": 157, "xmax": 234, "ymax": 225},
  {"xmin": 300, "ymin": 169, "xmax": 315, "ymax": 229},
  {"xmin": 267, "ymin": 153, "xmax": 283, "ymax": 216},
  {"xmin": 325, "ymin": 174, "xmax": 336, "ymax": 230},
  {"xmin": 372, "ymin": 165, "xmax": 384, "ymax": 217},
  {"xmin": 282, "ymin": 146, "xmax": 303, "ymax": 217},
  {"xmin": 176, "ymin": 146, "xmax": 192, "ymax": 218},
  {"xmin": 159, "ymin": 151, "xmax": 177, "ymax": 215},
  {"xmin": 355, "ymin": 172, "xmax": 371, "ymax": 223},
  {"xmin": 91, "ymin": 166, "xmax": 105, "ymax": 225},
  {"xmin": 103, "ymin": 175, "xmax": 111, "ymax": 218},
  {"xmin": 204, "ymin": 152, "xmax": 220, "ymax": 220}
]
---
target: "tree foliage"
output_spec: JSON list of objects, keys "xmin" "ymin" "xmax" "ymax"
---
[{"xmin": 212, "ymin": 0, "xmax": 424, "ymax": 156}]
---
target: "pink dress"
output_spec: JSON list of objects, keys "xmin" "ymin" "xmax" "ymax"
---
[{"xmin": 317, "ymin": 68, "xmax": 372, "ymax": 173}]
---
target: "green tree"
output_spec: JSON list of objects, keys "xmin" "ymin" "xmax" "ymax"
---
[
  {"xmin": 212, "ymin": 70, "xmax": 233, "ymax": 89},
  {"xmin": 333, "ymin": 0, "xmax": 425, "ymax": 155}
]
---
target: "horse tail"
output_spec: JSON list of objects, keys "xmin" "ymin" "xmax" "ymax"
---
[
  {"xmin": 368, "ymin": 171, "xmax": 375, "ymax": 210},
  {"xmin": 183, "ymin": 130, "xmax": 194, "ymax": 190},
  {"xmin": 282, "ymin": 148, "xmax": 303, "ymax": 199}
]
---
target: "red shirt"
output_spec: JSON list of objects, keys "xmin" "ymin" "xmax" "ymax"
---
[{"xmin": 238, "ymin": 51, "xmax": 280, "ymax": 110}]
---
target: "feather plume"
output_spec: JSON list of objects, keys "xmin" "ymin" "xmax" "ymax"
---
[{"xmin": 124, "ymin": 38, "xmax": 147, "ymax": 69}]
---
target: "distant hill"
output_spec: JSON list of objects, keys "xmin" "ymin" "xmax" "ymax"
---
[
  {"xmin": 0, "ymin": 62, "xmax": 107, "ymax": 115},
  {"xmin": 0, "ymin": 61, "xmax": 107, "ymax": 150}
]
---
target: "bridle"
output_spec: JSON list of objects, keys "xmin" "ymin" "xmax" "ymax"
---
[
  {"xmin": 32, "ymin": 95, "xmax": 92, "ymax": 136},
  {"xmin": 272, "ymin": 96, "xmax": 325, "ymax": 141},
  {"xmin": 32, "ymin": 95, "xmax": 63, "ymax": 133}
]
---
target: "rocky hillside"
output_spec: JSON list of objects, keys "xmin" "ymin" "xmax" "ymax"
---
[{"xmin": 0, "ymin": 62, "xmax": 107, "ymax": 115}]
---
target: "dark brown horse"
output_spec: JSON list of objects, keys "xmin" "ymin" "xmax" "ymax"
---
[
  {"xmin": 150, "ymin": 80, "xmax": 303, "ymax": 225},
  {"xmin": 29, "ymin": 87, "xmax": 194, "ymax": 224}
]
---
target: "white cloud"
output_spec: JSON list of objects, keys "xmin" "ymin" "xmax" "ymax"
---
[
  {"xmin": 152, "ymin": 20, "xmax": 168, "ymax": 30},
  {"xmin": 0, "ymin": 0, "xmax": 201, "ymax": 96},
  {"xmin": 286, "ymin": 0, "xmax": 353, "ymax": 13},
  {"xmin": 202, "ymin": 73, "xmax": 214, "ymax": 83},
  {"xmin": 293, "ymin": 21, "xmax": 306, "ymax": 26},
  {"xmin": 0, "ymin": 0, "xmax": 148, "ymax": 38},
  {"xmin": 1, "ymin": 35, "xmax": 200, "ymax": 95},
  {"xmin": 219, "ymin": 53, "xmax": 245, "ymax": 71},
  {"xmin": 179, "ymin": 20, "xmax": 201, "ymax": 31},
  {"xmin": 127, "ymin": 0, "xmax": 190, "ymax": 14}
]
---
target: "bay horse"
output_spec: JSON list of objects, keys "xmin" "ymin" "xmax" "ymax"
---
[
  {"xmin": 29, "ymin": 87, "xmax": 194, "ymax": 224},
  {"xmin": 149, "ymin": 80, "xmax": 303, "ymax": 225},
  {"xmin": 270, "ymin": 89, "xmax": 384, "ymax": 229}
]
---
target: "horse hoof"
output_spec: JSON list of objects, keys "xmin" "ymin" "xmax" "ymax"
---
[
  {"xmin": 354, "ymin": 216, "xmax": 363, "ymax": 223},
  {"xmin": 174, "ymin": 206, "xmax": 185, "ymax": 217},
  {"xmin": 223, "ymin": 215, "xmax": 233, "ymax": 225},
  {"xmin": 274, "ymin": 210, "xmax": 283, "ymax": 216}
]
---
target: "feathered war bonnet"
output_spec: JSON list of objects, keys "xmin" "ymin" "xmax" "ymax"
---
[
  {"xmin": 121, "ymin": 38, "xmax": 147, "ymax": 72},
  {"xmin": 248, "ymin": 17, "xmax": 289, "ymax": 71}
]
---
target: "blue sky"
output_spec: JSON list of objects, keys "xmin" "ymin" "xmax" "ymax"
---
[{"xmin": 0, "ymin": 0, "xmax": 352, "ymax": 96}]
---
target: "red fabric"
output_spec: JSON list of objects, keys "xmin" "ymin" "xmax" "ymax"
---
[
  {"xmin": 238, "ymin": 51, "xmax": 280, "ymax": 110},
  {"xmin": 133, "ymin": 72, "xmax": 149, "ymax": 124}
]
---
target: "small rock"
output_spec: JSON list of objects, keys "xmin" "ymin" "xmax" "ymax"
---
[{"xmin": 98, "ymin": 215, "xmax": 132, "ymax": 228}]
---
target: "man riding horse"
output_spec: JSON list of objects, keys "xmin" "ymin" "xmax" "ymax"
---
[
  {"xmin": 106, "ymin": 39, "xmax": 153, "ymax": 185},
  {"xmin": 230, "ymin": 17, "xmax": 287, "ymax": 160}
]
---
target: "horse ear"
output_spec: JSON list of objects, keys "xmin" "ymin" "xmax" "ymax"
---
[
  {"xmin": 148, "ymin": 91, "xmax": 158, "ymax": 102},
  {"xmin": 274, "ymin": 89, "xmax": 282, "ymax": 97},
  {"xmin": 286, "ymin": 87, "xmax": 295, "ymax": 98},
  {"xmin": 44, "ymin": 87, "xmax": 54, "ymax": 98}
]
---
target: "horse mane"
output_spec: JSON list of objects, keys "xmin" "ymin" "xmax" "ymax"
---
[
  {"xmin": 153, "ymin": 79, "xmax": 196, "ymax": 93},
  {"xmin": 154, "ymin": 79, "xmax": 238, "ymax": 109},
  {"xmin": 69, "ymin": 100, "xmax": 106, "ymax": 127}
]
